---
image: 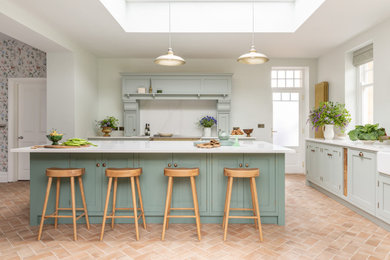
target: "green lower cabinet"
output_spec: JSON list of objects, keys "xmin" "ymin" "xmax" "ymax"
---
[
  {"xmin": 377, "ymin": 172, "xmax": 390, "ymax": 223},
  {"xmin": 29, "ymin": 152, "xmax": 285, "ymax": 226}
]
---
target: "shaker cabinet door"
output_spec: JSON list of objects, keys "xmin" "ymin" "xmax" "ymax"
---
[
  {"xmin": 348, "ymin": 149, "xmax": 376, "ymax": 214},
  {"xmin": 124, "ymin": 111, "xmax": 137, "ymax": 136},
  {"xmin": 377, "ymin": 173, "xmax": 390, "ymax": 224}
]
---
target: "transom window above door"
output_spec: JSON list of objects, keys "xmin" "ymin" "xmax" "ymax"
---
[{"xmin": 271, "ymin": 69, "xmax": 302, "ymax": 88}]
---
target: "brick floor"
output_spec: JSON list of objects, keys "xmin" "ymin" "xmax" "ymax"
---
[{"xmin": 0, "ymin": 175, "xmax": 389, "ymax": 259}]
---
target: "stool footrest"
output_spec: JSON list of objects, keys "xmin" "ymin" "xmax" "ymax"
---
[
  {"xmin": 229, "ymin": 208, "xmax": 254, "ymax": 211},
  {"xmin": 44, "ymin": 213, "xmax": 85, "ymax": 219},
  {"xmin": 167, "ymin": 215, "xmax": 196, "ymax": 218},
  {"xmin": 114, "ymin": 207, "xmax": 141, "ymax": 211},
  {"xmin": 57, "ymin": 208, "xmax": 85, "ymax": 211},
  {"xmin": 228, "ymin": 216, "xmax": 257, "ymax": 219},
  {"xmin": 170, "ymin": 208, "xmax": 194, "ymax": 211},
  {"xmin": 106, "ymin": 214, "xmax": 143, "ymax": 220}
]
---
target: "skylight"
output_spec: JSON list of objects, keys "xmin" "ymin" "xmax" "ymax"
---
[{"xmin": 99, "ymin": 0, "xmax": 325, "ymax": 33}]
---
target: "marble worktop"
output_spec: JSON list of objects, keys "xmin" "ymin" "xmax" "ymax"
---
[
  {"xmin": 12, "ymin": 140, "xmax": 293, "ymax": 154},
  {"xmin": 306, "ymin": 138, "xmax": 390, "ymax": 152}
]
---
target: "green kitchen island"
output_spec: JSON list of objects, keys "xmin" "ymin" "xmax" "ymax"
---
[{"xmin": 12, "ymin": 140, "xmax": 293, "ymax": 226}]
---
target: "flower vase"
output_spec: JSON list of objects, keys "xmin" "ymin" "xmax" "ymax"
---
[
  {"xmin": 322, "ymin": 124, "xmax": 335, "ymax": 140},
  {"xmin": 203, "ymin": 127, "xmax": 211, "ymax": 137},
  {"xmin": 102, "ymin": 127, "xmax": 112, "ymax": 137}
]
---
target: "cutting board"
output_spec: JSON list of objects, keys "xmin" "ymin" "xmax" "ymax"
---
[{"xmin": 314, "ymin": 82, "xmax": 329, "ymax": 138}]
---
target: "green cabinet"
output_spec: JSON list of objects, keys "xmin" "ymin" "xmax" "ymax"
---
[
  {"xmin": 348, "ymin": 149, "xmax": 376, "ymax": 215},
  {"xmin": 377, "ymin": 173, "xmax": 390, "ymax": 223}
]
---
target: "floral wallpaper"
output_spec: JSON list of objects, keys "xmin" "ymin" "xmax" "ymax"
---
[{"xmin": 0, "ymin": 34, "xmax": 46, "ymax": 172}]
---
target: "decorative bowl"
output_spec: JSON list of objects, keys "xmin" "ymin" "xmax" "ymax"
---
[
  {"xmin": 46, "ymin": 134, "xmax": 63, "ymax": 145},
  {"xmin": 218, "ymin": 131, "xmax": 230, "ymax": 140},
  {"xmin": 243, "ymin": 129, "xmax": 254, "ymax": 137}
]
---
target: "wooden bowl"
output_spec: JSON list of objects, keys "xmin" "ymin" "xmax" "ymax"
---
[{"xmin": 243, "ymin": 129, "xmax": 253, "ymax": 137}]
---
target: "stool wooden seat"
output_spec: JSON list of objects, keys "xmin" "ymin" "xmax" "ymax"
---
[
  {"xmin": 162, "ymin": 168, "xmax": 201, "ymax": 241},
  {"xmin": 222, "ymin": 168, "xmax": 263, "ymax": 242},
  {"xmin": 100, "ymin": 168, "xmax": 146, "ymax": 241},
  {"xmin": 38, "ymin": 168, "xmax": 90, "ymax": 241}
]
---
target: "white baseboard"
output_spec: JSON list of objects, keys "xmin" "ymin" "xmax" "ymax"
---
[{"xmin": 0, "ymin": 172, "xmax": 8, "ymax": 182}]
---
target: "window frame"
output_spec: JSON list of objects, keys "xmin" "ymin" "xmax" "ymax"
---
[{"xmin": 356, "ymin": 61, "xmax": 374, "ymax": 125}]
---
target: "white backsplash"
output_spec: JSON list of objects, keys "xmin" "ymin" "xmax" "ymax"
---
[{"xmin": 139, "ymin": 100, "xmax": 218, "ymax": 136}]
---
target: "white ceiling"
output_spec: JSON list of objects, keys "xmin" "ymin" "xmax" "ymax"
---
[{"xmin": 3, "ymin": 0, "xmax": 390, "ymax": 59}]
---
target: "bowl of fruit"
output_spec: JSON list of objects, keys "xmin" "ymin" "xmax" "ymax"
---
[{"xmin": 46, "ymin": 130, "xmax": 63, "ymax": 145}]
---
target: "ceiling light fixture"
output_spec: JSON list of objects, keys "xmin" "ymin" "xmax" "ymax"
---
[
  {"xmin": 154, "ymin": 2, "xmax": 185, "ymax": 66},
  {"xmin": 237, "ymin": 0, "xmax": 269, "ymax": 65}
]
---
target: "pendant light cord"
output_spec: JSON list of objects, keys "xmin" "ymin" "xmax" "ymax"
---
[
  {"xmin": 251, "ymin": 0, "xmax": 255, "ymax": 47},
  {"xmin": 168, "ymin": 2, "xmax": 172, "ymax": 49}
]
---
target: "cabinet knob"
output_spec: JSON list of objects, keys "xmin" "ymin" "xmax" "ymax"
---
[
  {"xmin": 245, "ymin": 163, "xmax": 249, "ymax": 168},
  {"xmin": 96, "ymin": 163, "xmax": 100, "ymax": 167},
  {"xmin": 359, "ymin": 152, "xmax": 364, "ymax": 157},
  {"xmin": 239, "ymin": 163, "xmax": 243, "ymax": 168},
  {"xmin": 174, "ymin": 163, "xmax": 178, "ymax": 167},
  {"xmin": 311, "ymin": 149, "xmax": 315, "ymax": 152},
  {"xmin": 327, "ymin": 153, "xmax": 332, "ymax": 157},
  {"xmin": 102, "ymin": 163, "xmax": 106, "ymax": 167},
  {"xmin": 168, "ymin": 163, "xmax": 172, "ymax": 167}
]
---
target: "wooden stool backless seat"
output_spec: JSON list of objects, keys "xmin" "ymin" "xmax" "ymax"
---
[
  {"xmin": 223, "ymin": 168, "xmax": 263, "ymax": 242},
  {"xmin": 100, "ymin": 168, "xmax": 146, "ymax": 241},
  {"xmin": 162, "ymin": 168, "xmax": 201, "ymax": 241},
  {"xmin": 38, "ymin": 168, "xmax": 90, "ymax": 241}
]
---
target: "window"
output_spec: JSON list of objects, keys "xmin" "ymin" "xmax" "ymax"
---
[
  {"xmin": 358, "ymin": 61, "xmax": 374, "ymax": 124},
  {"xmin": 271, "ymin": 69, "xmax": 303, "ymax": 147}
]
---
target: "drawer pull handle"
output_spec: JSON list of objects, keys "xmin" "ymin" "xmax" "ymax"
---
[
  {"xmin": 245, "ymin": 163, "xmax": 249, "ymax": 168},
  {"xmin": 174, "ymin": 163, "xmax": 178, "ymax": 167},
  {"xmin": 359, "ymin": 152, "xmax": 364, "ymax": 157},
  {"xmin": 168, "ymin": 163, "xmax": 172, "ymax": 167},
  {"xmin": 96, "ymin": 163, "xmax": 100, "ymax": 167},
  {"xmin": 239, "ymin": 163, "xmax": 243, "ymax": 168},
  {"xmin": 311, "ymin": 149, "xmax": 315, "ymax": 152},
  {"xmin": 327, "ymin": 153, "xmax": 332, "ymax": 157},
  {"xmin": 102, "ymin": 163, "xmax": 106, "ymax": 167}
]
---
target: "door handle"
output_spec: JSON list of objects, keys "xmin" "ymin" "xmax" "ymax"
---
[
  {"xmin": 245, "ymin": 163, "xmax": 249, "ymax": 168},
  {"xmin": 17, "ymin": 136, "xmax": 24, "ymax": 140},
  {"xmin": 102, "ymin": 163, "xmax": 106, "ymax": 167},
  {"xmin": 96, "ymin": 163, "xmax": 100, "ymax": 167},
  {"xmin": 174, "ymin": 163, "xmax": 178, "ymax": 167},
  {"xmin": 168, "ymin": 163, "xmax": 172, "ymax": 167},
  {"xmin": 239, "ymin": 163, "xmax": 243, "ymax": 168},
  {"xmin": 311, "ymin": 149, "xmax": 315, "ymax": 152},
  {"xmin": 359, "ymin": 152, "xmax": 364, "ymax": 157},
  {"xmin": 327, "ymin": 153, "xmax": 332, "ymax": 157}
]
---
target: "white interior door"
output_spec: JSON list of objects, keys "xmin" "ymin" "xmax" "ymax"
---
[
  {"xmin": 271, "ymin": 68, "xmax": 305, "ymax": 174},
  {"xmin": 17, "ymin": 80, "xmax": 47, "ymax": 180}
]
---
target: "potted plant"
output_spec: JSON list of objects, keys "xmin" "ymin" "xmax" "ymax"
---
[
  {"xmin": 308, "ymin": 102, "xmax": 351, "ymax": 140},
  {"xmin": 199, "ymin": 116, "xmax": 217, "ymax": 137},
  {"xmin": 348, "ymin": 124, "xmax": 386, "ymax": 144},
  {"xmin": 98, "ymin": 116, "xmax": 119, "ymax": 137}
]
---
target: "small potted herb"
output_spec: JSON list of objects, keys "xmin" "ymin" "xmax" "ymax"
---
[
  {"xmin": 199, "ymin": 116, "xmax": 217, "ymax": 137},
  {"xmin": 98, "ymin": 116, "xmax": 119, "ymax": 137},
  {"xmin": 308, "ymin": 102, "xmax": 351, "ymax": 140}
]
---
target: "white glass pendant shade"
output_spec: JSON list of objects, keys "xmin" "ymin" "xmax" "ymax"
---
[
  {"xmin": 154, "ymin": 48, "xmax": 186, "ymax": 66},
  {"xmin": 237, "ymin": 45, "xmax": 269, "ymax": 65}
]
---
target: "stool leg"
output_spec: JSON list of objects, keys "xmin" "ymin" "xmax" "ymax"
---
[
  {"xmin": 249, "ymin": 178, "xmax": 258, "ymax": 229},
  {"xmin": 250, "ymin": 177, "xmax": 263, "ymax": 242},
  {"xmin": 190, "ymin": 176, "xmax": 201, "ymax": 241},
  {"xmin": 130, "ymin": 177, "xmax": 139, "ymax": 241},
  {"xmin": 37, "ymin": 177, "xmax": 52, "ymax": 240},
  {"xmin": 136, "ymin": 176, "xmax": 147, "ymax": 230},
  {"xmin": 54, "ymin": 177, "xmax": 60, "ymax": 229},
  {"xmin": 111, "ymin": 177, "xmax": 118, "ymax": 229},
  {"xmin": 100, "ymin": 177, "xmax": 113, "ymax": 241},
  {"xmin": 70, "ymin": 177, "xmax": 77, "ymax": 241},
  {"xmin": 222, "ymin": 177, "xmax": 230, "ymax": 230},
  {"xmin": 162, "ymin": 176, "xmax": 173, "ymax": 241},
  {"xmin": 223, "ymin": 176, "xmax": 234, "ymax": 241},
  {"xmin": 166, "ymin": 178, "xmax": 173, "ymax": 230},
  {"xmin": 78, "ymin": 176, "xmax": 90, "ymax": 230}
]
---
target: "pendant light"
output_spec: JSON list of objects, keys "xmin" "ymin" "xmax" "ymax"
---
[
  {"xmin": 154, "ymin": 2, "xmax": 185, "ymax": 66},
  {"xmin": 237, "ymin": 1, "xmax": 269, "ymax": 65}
]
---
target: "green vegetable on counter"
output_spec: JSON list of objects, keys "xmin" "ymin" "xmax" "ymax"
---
[
  {"xmin": 348, "ymin": 124, "xmax": 387, "ymax": 141},
  {"xmin": 63, "ymin": 138, "xmax": 97, "ymax": 147}
]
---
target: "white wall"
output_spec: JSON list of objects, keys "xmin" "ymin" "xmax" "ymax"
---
[
  {"xmin": 98, "ymin": 58, "xmax": 317, "ymax": 141},
  {"xmin": 318, "ymin": 18, "xmax": 390, "ymax": 131}
]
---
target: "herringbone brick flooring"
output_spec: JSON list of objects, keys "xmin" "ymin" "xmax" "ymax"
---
[{"xmin": 0, "ymin": 175, "xmax": 389, "ymax": 259}]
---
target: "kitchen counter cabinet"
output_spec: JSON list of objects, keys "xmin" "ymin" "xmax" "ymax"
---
[
  {"xmin": 377, "ymin": 172, "xmax": 390, "ymax": 223},
  {"xmin": 21, "ymin": 141, "xmax": 291, "ymax": 226}
]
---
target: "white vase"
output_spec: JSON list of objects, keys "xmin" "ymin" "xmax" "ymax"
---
[
  {"xmin": 322, "ymin": 124, "xmax": 335, "ymax": 140},
  {"xmin": 203, "ymin": 127, "xmax": 211, "ymax": 137}
]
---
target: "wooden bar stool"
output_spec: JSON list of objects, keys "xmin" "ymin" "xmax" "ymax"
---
[
  {"xmin": 38, "ymin": 168, "xmax": 90, "ymax": 241},
  {"xmin": 100, "ymin": 168, "xmax": 146, "ymax": 241},
  {"xmin": 162, "ymin": 168, "xmax": 201, "ymax": 241},
  {"xmin": 222, "ymin": 168, "xmax": 263, "ymax": 242}
]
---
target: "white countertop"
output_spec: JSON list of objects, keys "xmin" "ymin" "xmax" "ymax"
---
[
  {"xmin": 88, "ymin": 136, "xmax": 256, "ymax": 140},
  {"xmin": 306, "ymin": 138, "xmax": 390, "ymax": 152},
  {"xmin": 11, "ymin": 140, "xmax": 293, "ymax": 154}
]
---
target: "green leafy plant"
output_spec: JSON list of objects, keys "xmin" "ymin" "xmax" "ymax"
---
[
  {"xmin": 348, "ymin": 124, "xmax": 387, "ymax": 141},
  {"xmin": 63, "ymin": 138, "xmax": 96, "ymax": 146},
  {"xmin": 98, "ymin": 116, "xmax": 119, "ymax": 129},
  {"xmin": 198, "ymin": 116, "xmax": 217, "ymax": 128},
  {"xmin": 308, "ymin": 102, "xmax": 351, "ymax": 131}
]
